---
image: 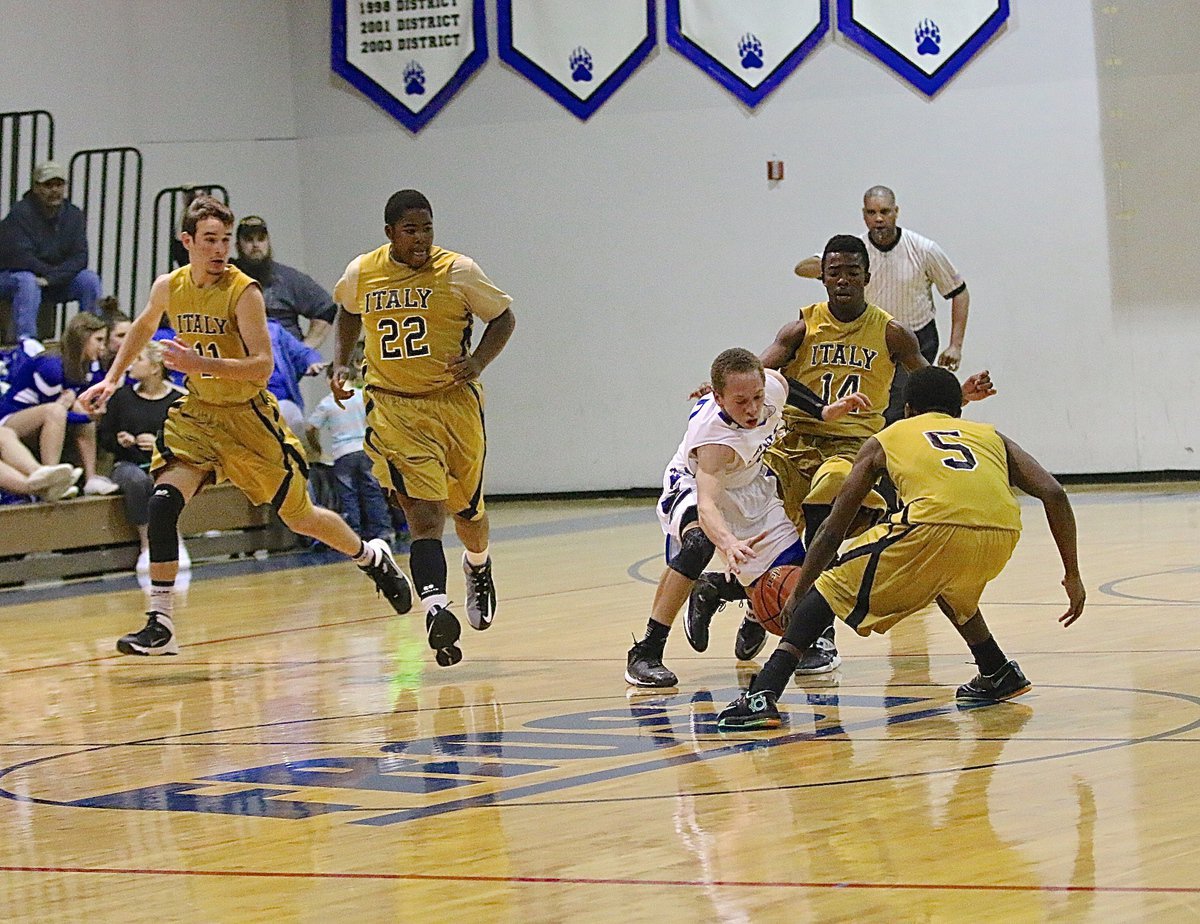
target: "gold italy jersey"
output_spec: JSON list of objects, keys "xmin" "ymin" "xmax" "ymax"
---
[
  {"xmin": 780, "ymin": 301, "xmax": 895, "ymax": 441},
  {"xmin": 166, "ymin": 264, "xmax": 260, "ymax": 406},
  {"xmin": 335, "ymin": 244, "xmax": 512, "ymax": 397},
  {"xmin": 875, "ymin": 412, "xmax": 1022, "ymax": 531}
]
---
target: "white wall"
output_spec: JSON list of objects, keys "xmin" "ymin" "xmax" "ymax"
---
[{"xmin": 5, "ymin": 1, "xmax": 1196, "ymax": 490}]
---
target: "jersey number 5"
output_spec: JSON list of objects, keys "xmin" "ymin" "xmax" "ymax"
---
[
  {"xmin": 923, "ymin": 430, "xmax": 978, "ymax": 470},
  {"xmin": 378, "ymin": 316, "xmax": 430, "ymax": 360}
]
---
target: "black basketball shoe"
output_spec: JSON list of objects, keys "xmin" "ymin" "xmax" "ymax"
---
[
  {"xmin": 625, "ymin": 639, "xmax": 678, "ymax": 688},
  {"xmin": 795, "ymin": 625, "xmax": 841, "ymax": 675},
  {"xmin": 426, "ymin": 605, "xmax": 463, "ymax": 667},
  {"xmin": 462, "ymin": 553, "xmax": 497, "ymax": 631},
  {"xmin": 685, "ymin": 572, "xmax": 727, "ymax": 652},
  {"xmin": 957, "ymin": 659, "xmax": 1031, "ymax": 704},
  {"xmin": 734, "ymin": 615, "xmax": 767, "ymax": 661},
  {"xmin": 116, "ymin": 612, "xmax": 178, "ymax": 656},
  {"xmin": 359, "ymin": 538, "xmax": 414, "ymax": 615},
  {"xmin": 716, "ymin": 687, "xmax": 782, "ymax": 730}
]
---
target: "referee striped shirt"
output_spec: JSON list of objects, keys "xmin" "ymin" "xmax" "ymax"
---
[{"xmin": 861, "ymin": 228, "xmax": 965, "ymax": 331}]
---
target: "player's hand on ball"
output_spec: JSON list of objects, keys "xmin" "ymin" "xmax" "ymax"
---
[
  {"xmin": 447, "ymin": 352, "xmax": 483, "ymax": 384},
  {"xmin": 822, "ymin": 391, "xmax": 870, "ymax": 421}
]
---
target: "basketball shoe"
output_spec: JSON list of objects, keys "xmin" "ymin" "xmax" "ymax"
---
[
  {"xmin": 462, "ymin": 553, "xmax": 497, "ymax": 630},
  {"xmin": 734, "ymin": 615, "xmax": 767, "ymax": 661},
  {"xmin": 795, "ymin": 626, "xmax": 840, "ymax": 675},
  {"xmin": 426, "ymin": 605, "xmax": 463, "ymax": 667},
  {"xmin": 717, "ymin": 685, "xmax": 782, "ymax": 730},
  {"xmin": 116, "ymin": 612, "xmax": 178, "ymax": 656},
  {"xmin": 359, "ymin": 538, "xmax": 413, "ymax": 615},
  {"xmin": 685, "ymin": 572, "xmax": 726, "ymax": 652},
  {"xmin": 625, "ymin": 638, "xmax": 678, "ymax": 688},
  {"xmin": 956, "ymin": 659, "xmax": 1031, "ymax": 704}
]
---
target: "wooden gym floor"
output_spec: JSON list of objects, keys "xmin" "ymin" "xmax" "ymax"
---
[{"xmin": 1, "ymin": 485, "xmax": 1199, "ymax": 922}]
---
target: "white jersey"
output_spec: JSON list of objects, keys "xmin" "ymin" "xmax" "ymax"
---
[{"xmin": 657, "ymin": 374, "xmax": 801, "ymax": 586}]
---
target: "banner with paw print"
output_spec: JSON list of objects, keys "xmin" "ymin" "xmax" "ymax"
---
[
  {"xmin": 836, "ymin": 0, "xmax": 1010, "ymax": 97},
  {"xmin": 666, "ymin": 0, "xmax": 828, "ymax": 108},
  {"xmin": 331, "ymin": 0, "xmax": 488, "ymax": 133},
  {"xmin": 497, "ymin": 1, "xmax": 656, "ymax": 121}
]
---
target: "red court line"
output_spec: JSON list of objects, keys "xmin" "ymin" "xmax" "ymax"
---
[{"xmin": 0, "ymin": 866, "xmax": 1196, "ymax": 894}]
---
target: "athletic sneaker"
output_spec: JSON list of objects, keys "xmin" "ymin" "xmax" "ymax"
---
[
  {"xmin": 795, "ymin": 628, "xmax": 841, "ymax": 675},
  {"xmin": 462, "ymin": 553, "xmax": 497, "ymax": 630},
  {"xmin": 116, "ymin": 612, "xmax": 178, "ymax": 656},
  {"xmin": 426, "ymin": 605, "xmax": 463, "ymax": 667},
  {"xmin": 625, "ymin": 639, "xmax": 678, "ymax": 688},
  {"xmin": 25, "ymin": 463, "xmax": 76, "ymax": 501},
  {"xmin": 83, "ymin": 474, "xmax": 120, "ymax": 496},
  {"xmin": 956, "ymin": 659, "xmax": 1031, "ymax": 704},
  {"xmin": 685, "ymin": 573, "xmax": 725, "ymax": 653},
  {"xmin": 716, "ymin": 686, "xmax": 782, "ymax": 730},
  {"xmin": 358, "ymin": 538, "xmax": 413, "ymax": 615},
  {"xmin": 734, "ymin": 616, "xmax": 767, "ymax": 661}
]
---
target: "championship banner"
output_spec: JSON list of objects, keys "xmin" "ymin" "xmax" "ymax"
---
[
  {"xmin": 836, "ymin": 0, "xmax": 1010, "ymax": 97},
  {"xmin": 331, "ymin": 0, "xmax": 488, "ymax": 133},
  {"xmin": 666, "ymin": 0, "xmax": 829, "ymax": 108},
  {"xmin": 497, "ymin": 1, "xmax": 656, "ymax": 121}
]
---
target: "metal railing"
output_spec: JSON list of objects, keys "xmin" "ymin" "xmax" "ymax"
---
[
  {"xmin": 151, "ymin": 184, "xmax": 230, "ymax": 281},
  {"xmin": 68, "ymin": 147, "xmax": 143, "ymax": 313},
  {"xmin": 0, "ymin": 110, "xmax": 54, "ymax": 218}
]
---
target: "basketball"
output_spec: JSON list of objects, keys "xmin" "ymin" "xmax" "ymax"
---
[{"xmin": 748, "ymin": 565, "xmax": 804, "ymax": 636}]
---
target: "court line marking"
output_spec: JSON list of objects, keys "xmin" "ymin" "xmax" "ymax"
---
[{"xmin": 0, "ymin": 864, "xmax": 1195, "ymax": 894}]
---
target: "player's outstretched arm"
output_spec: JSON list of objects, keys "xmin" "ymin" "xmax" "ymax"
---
[
  {"xmin": 694, "ymin": 444, "xmax": 761, "ymax": 576},
  {"xmin": 960, "ymin": 369, "xmax": 995, "ymax": 404},
  {"xmin": 1002, "ymin": 433, "xmax": 1085, "ymax": 626}
]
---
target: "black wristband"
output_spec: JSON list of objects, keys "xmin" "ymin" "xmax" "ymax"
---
[{"xmin": 785, "ymin": 376, "xmax": 826, "ymax": 419}]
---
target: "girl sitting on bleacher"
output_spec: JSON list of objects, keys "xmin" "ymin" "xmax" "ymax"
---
[
  {"xmin": 0, "ymin": 312, "xmax": 119, "ymax": 497},
  {"xmin": 0, "ymin": 424, "xmax": 79, "ymax": 502}
]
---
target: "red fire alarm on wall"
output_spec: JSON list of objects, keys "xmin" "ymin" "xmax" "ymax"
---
[{"xmin": 767, "ymin": 160, "xmax": 784, "ymax": 181}]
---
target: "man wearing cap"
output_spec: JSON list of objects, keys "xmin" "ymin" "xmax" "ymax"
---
[
  {"xmin": 0, "ymin": 161, "xmax": 103, "ymax": 341},
  {"xmin": 233, "ymin": 216, "xmax": 336, "ymax": 349}
]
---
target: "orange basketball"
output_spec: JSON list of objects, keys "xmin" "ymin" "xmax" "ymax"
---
[{"xmin": 748, "ymin": 565, "xmax": 804, "ymax": 636}]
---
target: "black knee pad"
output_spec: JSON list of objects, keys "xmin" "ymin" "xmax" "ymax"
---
[
  {"xmin": 147, "ymin": 484, "xmax": 186, "ymax": 564},
  {"xmin": 668, "ymin": 527, "xmax": 715, "ymax": 581}
]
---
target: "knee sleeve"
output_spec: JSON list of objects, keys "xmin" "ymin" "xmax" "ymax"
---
[
  {"xmin": 147, "ymin": 484, "xmax": 186, "ymax": 563},
  {"xmin": 668, "ymin": 526, "xmax": 715, "ymax": 581}
]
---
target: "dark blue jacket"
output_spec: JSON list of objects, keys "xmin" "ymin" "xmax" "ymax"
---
[{"xmin": 0, "ymin": 191, "xmax": 90, "ymax": 288}]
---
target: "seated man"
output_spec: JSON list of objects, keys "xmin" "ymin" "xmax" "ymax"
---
[
  {"xmin": 234, "ymin": 216, "xmax": 336, "ymax": 348},
  {"xmin": 0, "ymin": 162, "xmax": 102, "ymax": 340},
  {"xmin": 717, "ymin": 367, "xmax": 1086, "ymax": 729}
]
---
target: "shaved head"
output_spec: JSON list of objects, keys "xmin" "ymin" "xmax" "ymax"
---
[{"xmin": 863, "ymin": 185, "xmax": 896, "ymax": 206}]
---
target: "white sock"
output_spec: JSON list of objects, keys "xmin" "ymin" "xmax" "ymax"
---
[
  {"xmin": 150, "ymin": 583, "xmax": 174, "ymax": 618},
  {"xmin": 423, "ymin": 593, "xmax": 450, "ymax": 615},
  {"xmin": 464, "ymin": 546, "xmax": 490, "ymax": 568},
  {"xmin": 352, "ymin": 540, "xmax": 377, "ymax": 567}
]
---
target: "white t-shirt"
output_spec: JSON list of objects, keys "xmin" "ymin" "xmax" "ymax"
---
[{"xmin": 307, "ymin": 389, "xmax": 367, "ymax": 462}]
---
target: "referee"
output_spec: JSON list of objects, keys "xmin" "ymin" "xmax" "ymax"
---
[{"xmin": 795, "ymin": 185, "xmax": 970, "ymax": 425}]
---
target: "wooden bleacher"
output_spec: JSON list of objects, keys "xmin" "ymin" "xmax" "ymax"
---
[{"xmin": 0, "ymin": 483, "xmax": 295, "ymax": 586}]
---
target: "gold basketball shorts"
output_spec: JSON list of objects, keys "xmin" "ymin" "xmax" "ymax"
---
[
  {"xmin": 765, "ymin": 432, "xmax": 887, "ymax": 529},
  {"xmin": 815, "ymin": 522, "xmax": 1021, "ymax": 636},
  {"xmin": 151, "ymin": 390, "xmax": 313, "ymax": 522},
  {"xmin": 363, "ymin": 381, "xmax": 487, "ymax": 521}
]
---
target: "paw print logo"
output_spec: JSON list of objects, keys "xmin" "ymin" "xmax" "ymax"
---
[
  {"xmin": 738, "ymin": 33, "xmax": 764, "ymax": 70},
  {"xmin": 569, "ymin": 46, "xmax": 593, "ymax": 82},
  {"xmin": 403, "ymin": 61, "xmax": 426, "ymax": 96},
  {"xmin": 915, "ymin": 19, "xmax": 941, "ymax": 56}
]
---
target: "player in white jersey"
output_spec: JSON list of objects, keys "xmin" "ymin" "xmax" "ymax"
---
[
  {"xmin": 626, "ymin": 348, "xmax": 868, "ymax": 688},
  {"xmin": 795, "ymin": 185, "xmax": 969, "ymax": 424}
]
